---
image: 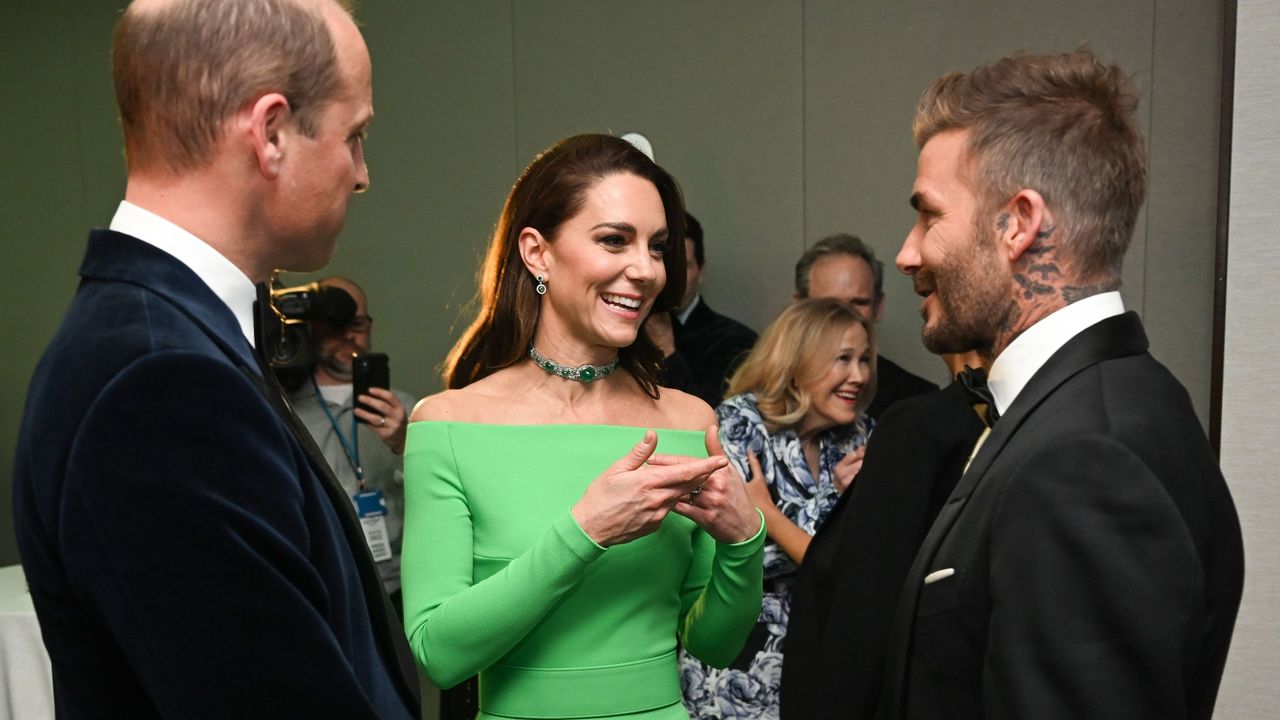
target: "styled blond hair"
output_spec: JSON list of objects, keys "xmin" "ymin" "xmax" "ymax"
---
[{"xmin": 727, "ymin": 298, "xmax": 875, "ymax": 432}]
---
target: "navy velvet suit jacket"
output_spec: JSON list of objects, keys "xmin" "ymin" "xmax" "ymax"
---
[
  {"xmin": 878, "ymin": 312, "xmax": 1244, "ymax": 720},
  {"xmin": 13, "ymin": 230, "xmax": 418, "ymax": 718}
]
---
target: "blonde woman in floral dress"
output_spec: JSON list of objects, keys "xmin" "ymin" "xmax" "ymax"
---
[{"xmin": 680, "ymin": 298, "xmax": 875, "ymax": 718}]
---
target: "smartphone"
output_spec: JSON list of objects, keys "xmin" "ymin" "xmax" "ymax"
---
[{"xmin": 352, "ymin": 352, "xmax": 390, "ymax": 422}]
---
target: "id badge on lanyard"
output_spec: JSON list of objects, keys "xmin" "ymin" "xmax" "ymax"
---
[
  {"xmin": 354, "ymin": 490, "xmax": 393, "ymax": 563},
  {"xmin": 314, "ymin": 377, "xmax": 392, "ymax": 563}
]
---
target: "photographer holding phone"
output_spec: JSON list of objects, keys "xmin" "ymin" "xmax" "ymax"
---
[{"xmin": 290, "ymin": 275, "xmax": 415, "ymax": 609}]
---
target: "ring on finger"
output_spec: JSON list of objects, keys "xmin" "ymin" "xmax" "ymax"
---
[
  {"xmin": 377, "ymin": 416, "xmax": 386, "ymax": 427},
  {"xmin": 684, "ymin": 484, "xmax": 704, "ymax": 507}
]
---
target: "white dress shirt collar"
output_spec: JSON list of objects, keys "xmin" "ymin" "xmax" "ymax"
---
[
  {"xmin": 987, "ymin": 291, "xmax": 1125, "ymax": 417},
  {"xmin": 109, "ymin": 201, "xmax": 258, "ymax": 346},
  {"xmin": 676, "ymin": 294, "xmax": 702, "ymax": 325}
]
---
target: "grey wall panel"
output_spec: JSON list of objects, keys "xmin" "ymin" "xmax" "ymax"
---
[
  {"xmin": 1, "ymin": 0, "xmax": 126, "ymax": 567},
  {"xmin": 307, "ymin": 1, "xmax": 519, "ymax": 400},
  {"xmin": 1143, "ymin": 0, "xmax": 1224, "ymax": 429},
  {"xmin": 512, "ymin": 1, "xmax": 805, "ymax": 332},
  {"xmin": 1217, "ymin": 1, "xmax": 1280, "ymax": 715},
  {"xmin": 803, "ymin": 0, "xmax": 1157, "ymax": 387}
]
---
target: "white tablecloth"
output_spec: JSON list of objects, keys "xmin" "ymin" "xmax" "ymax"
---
[{"xmin": 0, "ymin": 565, "xmax": 53, "ymax": 720}]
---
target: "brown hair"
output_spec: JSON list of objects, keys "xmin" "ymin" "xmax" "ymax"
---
[
  {"xmin": 913, "ymin": 49, "xmax": 1147, "ymax": 283},
  {"xmin": 112, "ymin": 0, "xmax": 354, "ymax": 173},
  {"xmin": 727, "ymin": 298, "xmax": 875, "ymax": 431},
  {"xmin": 443, "ymin": 134, "xmax": 688, "ymax": 397},
  {"xmin": 794, "ymin": 233, "xmax": 884, "ymax": 305}
]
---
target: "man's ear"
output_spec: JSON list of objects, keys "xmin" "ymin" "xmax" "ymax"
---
[
  {"xmin": 517, "ymin": 227, "xmax": 552, "ymax": 278},
  {"xmin": 247, "ymin": 92, "xmax": 291, "ymax": 179},
  {"xmin": 872, "ymin": 294, "xmax": 886, "ymax": 323},
  {"xmin": 1002, "ymin": 188, "xmax": 1052, "ymax": 263}
]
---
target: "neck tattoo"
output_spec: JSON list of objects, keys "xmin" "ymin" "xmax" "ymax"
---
[{"xmin": 528, "ymin": 345, "xmax": 619, "ymax": 383}]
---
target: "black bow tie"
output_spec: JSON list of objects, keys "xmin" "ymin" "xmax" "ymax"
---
[{"xmin": 957, "ymin": 365, "xmax": 999, "ymax": 426}]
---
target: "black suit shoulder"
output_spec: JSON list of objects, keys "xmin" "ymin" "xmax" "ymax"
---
[
  {"xmin": 868, "ymin": 355, "xmax": 940, "ymax": 420},
  {"xmin": 679, "ymin": 298, "xmax": 758, "ymax": 348},
  {"xmin": 888, "ymin": 316, "xmax": 1242, "ymax": 720},
  {"xmin": 782, "ymin": 382, "xmax": 984, "ymax": 720},
  {"xmin": 673, "ymin": 299, "xmax": 758, "ymax": 406}
]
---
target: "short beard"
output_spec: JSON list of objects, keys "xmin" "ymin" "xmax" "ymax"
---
[
  {"xmin": 316, "ymin": 352, "xmax": 354, "ymax": 382},
  {"xmin": 919, "ymin": 216, "xmax": 1009, "ymax": 356},
  {"xmin": 919, "ymin": 282, "xmax": 1005, "ymax": 356}
]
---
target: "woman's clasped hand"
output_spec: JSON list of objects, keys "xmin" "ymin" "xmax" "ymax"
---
[{"xmin": 573, "ymin": 426, "xmax": 762, "ymax": 547}]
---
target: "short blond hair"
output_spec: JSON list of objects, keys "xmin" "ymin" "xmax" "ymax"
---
[
  {"xmin": 727, "ymin": 298, "xmax": 875, "ymax": 431},
  {"xmin": 914, "ymin": 49, "xmax": 1147, "ymax": 283},
  {"xmin": 113, "ymin": 0, "xmax": 354, "ymax": 173}
]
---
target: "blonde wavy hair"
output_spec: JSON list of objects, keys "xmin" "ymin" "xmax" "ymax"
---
[{"xmin": 727, "ymin": 298, "xmax": 876, "ymax": 432}]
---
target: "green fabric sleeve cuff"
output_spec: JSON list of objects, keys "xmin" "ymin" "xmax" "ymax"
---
[
  {"xmin": 716, "ymin": 508, "xmax": 767, "ymax": 555},
  {"xmin": 555, "ymin": 511, "xmax": 609, "ymax": 562}
]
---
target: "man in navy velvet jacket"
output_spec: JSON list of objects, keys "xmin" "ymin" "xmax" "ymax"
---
[{"xmin": 12, "ymin": 1, "xmax": 419, "ymax": 717}]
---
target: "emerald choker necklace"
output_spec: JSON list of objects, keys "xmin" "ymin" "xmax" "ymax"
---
[{"xmin": 528, "ymin": 345, "xmax": 619, "ymax": 383}]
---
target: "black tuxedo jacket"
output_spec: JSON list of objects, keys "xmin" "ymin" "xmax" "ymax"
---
[
  {"xmin": 673, "ymin": 298, "xmax": 757, "ymax": 406},
  {"xmin": 879, "ymin": 312, "xmax": 1244, "ymax": 720},
  {"xmin": 867, "ymin": 356, "xmax": 940, "ymax": 420},
  {"xmin": 13, "ymin": 230, "xmax": 420, "ymax": 718},
  {"xmin": 781, "ymin": 382, "xmax": 984, "ymax": 719}
]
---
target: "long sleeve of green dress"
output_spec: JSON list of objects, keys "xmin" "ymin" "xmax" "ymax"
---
[{"xmin": 401, "ymin": 422, "xmax": 764, "ymax": 719}]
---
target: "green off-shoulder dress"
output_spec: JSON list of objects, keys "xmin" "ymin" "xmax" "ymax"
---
[{"xmin": 402, "ymin": 422, "xmax": 766, "ymax": 719}]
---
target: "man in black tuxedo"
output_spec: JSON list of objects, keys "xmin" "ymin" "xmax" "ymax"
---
[
  {"xmin": 12, "ymin": 1, "xmax": 419, "ymax": 716},
  {"xmin": 662, "ymin": 212, "xmax": 758, "ymax": 406},
  {"xmin": 878, "ymin": 50, "xmax": 1243, "ymax": 720},
  {"xmin": 794, "ymin": 234, "xmax": 938, "ymax": 419}
]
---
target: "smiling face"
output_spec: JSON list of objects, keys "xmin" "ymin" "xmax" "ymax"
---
[
  {"xmin": 796, "ymin": 322, "xmax": 872, "ymax": 437},
  {"xmin": 897, "ymin": 129, "xmax": 1010, "ymax": 356},
  {"xmin": 532, "ymin": 172, "xmax": 670, "ymax": 358}
]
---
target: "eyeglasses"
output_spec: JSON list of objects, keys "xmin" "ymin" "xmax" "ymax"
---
[{"xmin": 348, "ymin": 315, "xmax": 373, "ymax": 332}]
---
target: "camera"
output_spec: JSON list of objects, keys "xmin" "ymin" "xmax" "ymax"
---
[{"xmin": 259, "ymin": 279, "xmax": 357, "ymax": 371}]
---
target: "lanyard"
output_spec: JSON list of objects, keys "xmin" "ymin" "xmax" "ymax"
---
[{"xmin": 312, "ymin": 375, "xmax": 364, "ymax": 488}]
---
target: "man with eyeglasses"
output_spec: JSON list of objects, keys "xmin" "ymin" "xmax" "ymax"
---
[{"xmin": 290, "ymin": 275, "xmax": 415, "ymax": 611}]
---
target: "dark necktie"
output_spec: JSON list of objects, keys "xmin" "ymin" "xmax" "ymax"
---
[{"xmin": 957, "ymin": 365, "xmax": 1000, "ymax": 426}]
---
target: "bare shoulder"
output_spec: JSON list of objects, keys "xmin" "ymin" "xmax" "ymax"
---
[
  {"xmin": 409, "ymin": 389, "xmax": 469, "ymax": 423},
  {"xmin": 409, "ymin": 370, "xmax": 528, "ymax": 424},
  {"xmin": 654, "ymin": 387, "xmax": 717, "ymax": 432}
]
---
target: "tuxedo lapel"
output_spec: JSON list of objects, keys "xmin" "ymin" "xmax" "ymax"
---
[
  {"xmin": 956, "ymin": 312, "xmax": 1147, "ymax": 495},
  {"xmin": 879, "ymin": 311, "xmax": 1150, "ymax": 718}
]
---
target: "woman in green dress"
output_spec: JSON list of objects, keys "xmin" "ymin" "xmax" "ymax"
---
[{"xmin": 402, "ymin": 134, "xmax": 767, "ymax": 719}]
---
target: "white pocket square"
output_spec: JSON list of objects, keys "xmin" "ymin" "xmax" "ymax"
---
[{"xmin": 924, "ymin": 568, "xmax": 956, "ymax": 585}]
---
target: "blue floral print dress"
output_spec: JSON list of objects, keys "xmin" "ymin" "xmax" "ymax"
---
[{"xmin": 679, "ymin": 393, "xmax": 873, "ymax": 719}]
